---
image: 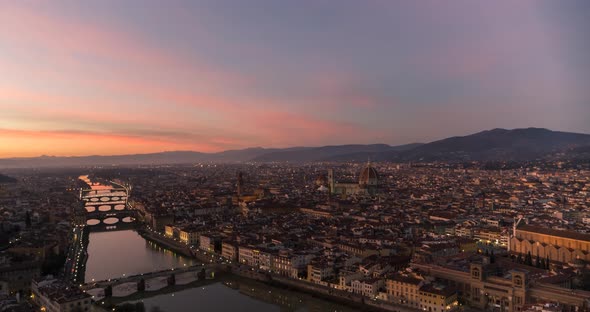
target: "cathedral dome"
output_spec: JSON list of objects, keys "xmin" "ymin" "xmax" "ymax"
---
[{"xmin": 359, "ymin": 163, "xmax": 379, "ymax": 186}]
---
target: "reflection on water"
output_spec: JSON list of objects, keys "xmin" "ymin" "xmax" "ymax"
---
[
  {"xmin": 85, "ymin": 230, "xmax": 195, "ymax": 282},
  {"xmin": 128, "ymin": 278, "xmax": 356, "ymax": 312}
]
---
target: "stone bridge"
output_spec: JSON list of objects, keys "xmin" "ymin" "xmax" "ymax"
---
[
  {"xmin": 80, "ymin": 263, "xmax": 222, "ymax": 291},
  {"xmin": 81, "ymin": 187, "xmax": 136, "ymax": 227}
]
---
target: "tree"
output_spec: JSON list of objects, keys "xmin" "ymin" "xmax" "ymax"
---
[
  {"xmin": 104, "ymin": 285, "xmax": 113, "ymax": 298},
  {"xmin": 167, "ymin": 273, "xmax": 176, "ymax": 286},
  {"xmin": 525, "ymin": 252, "xmax": 533, "ymax": 266},
  {"xmin": 198, "ymin": 268, "xmax": 206, "ymax": 280},
  {"xmin": 135, "ymin": 303, "xmax": 146, "ymax": 312},
  {"xmin": 137, "ymin": 278, "xmax": 146, "ymax": 292},
  {"xmin": 41, "ymin": 251, "xmax": 67, "ymax": 276},
  {"xmin": 535, "ymin": 255, "xmax": 541, "ymax": 268},
  {"xmin": 25, "ymin": 211, "xmax": 31, "ymax": 228},
  {"xmin": 545, "ymin": 255, "xmax": 550, "ymax": 270}
]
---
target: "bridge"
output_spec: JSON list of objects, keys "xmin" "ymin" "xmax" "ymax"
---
[
  {"xmin": 80, "ymin": 263, "xmax": 222, "ymax": 290},
  {"xmin": 82, "ymin": 265, "xmax": 223, "ymax": 307},
  {"xmin": 78, "ymin": 177, "xmax": 137, "ymax": 228}
]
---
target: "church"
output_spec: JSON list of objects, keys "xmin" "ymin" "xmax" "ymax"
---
[{"xmin": 323, "ymin": 162, "xmax": 380, "ymax": 196}]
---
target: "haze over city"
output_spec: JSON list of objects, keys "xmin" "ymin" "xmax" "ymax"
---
[
  {"xmin": 2, "ymin": 2, "xmax": 590, "ymax": 312},
  {"xmin": 1, "ymin": 0, "xmax": 589, "ymax": 157}
]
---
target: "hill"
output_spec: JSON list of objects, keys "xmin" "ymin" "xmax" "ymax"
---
[
  {"xmin": 0, "ymin": 128, "xmax": 589, "ymax": 167},
  {"xmin": 393, "ymin": 128, "xmax": 590, "ymax": 162},
  {"xmin": 250, "ymin": 144, "xmax": 410, "ymax": 162}
]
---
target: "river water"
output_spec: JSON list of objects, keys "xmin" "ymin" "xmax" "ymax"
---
[
  {"xmin": 128, "ymin": 279, "xmax": 357, "ymax": 312},
  {"xmin": 85, "ymin": 230, "xmax": 195, "ymax": 282},
  {"xmin": 85, "ymin": 230, "xmax": 355, "ymax": 312}
]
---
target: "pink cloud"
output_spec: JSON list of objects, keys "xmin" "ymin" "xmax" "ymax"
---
[
  {"xmin": 243, "ymin": 109, "xmax": 379, "ymax": 146},
  {"xmin": 0, "ymin": 4, "xmax": 383, "ymax": 156}
]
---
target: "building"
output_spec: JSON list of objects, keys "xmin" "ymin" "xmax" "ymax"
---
[
  {"xmin": 164, "ymin": 225, "xmax": 177, "ymax": 239},
  {"xmin": 418, "ymin": 284, "xmax": 458, "ymax": 312},
  {"xmin": 509, "ymin": 225, "xmax": 590, "ymax": 263},
  {"xmin": 221, "ymin": 241, "xmax": 238, "ymax": 262},
  {"xmin": 271, "ymin": 250, "xmax": 312, "ymax": 278},
  {"xmin": 179, "ymin": 226, "xmax": 201, "ymax": 245},
  {"xmin": 386, "ymin": 274, "xmax": 424, "ymax": 308},
  {"xmin": 146, "ymin": 213, "xmax": 174, "ymax": 232},
  {"xmin": 238, "ymin": 245, "xmax": 256, "ymax": 267},
  {"xmin": 0, "ymin": 254, "xmax": 40, "ymax": 295},
  {"xmin": 328, "ymin": 162, "xmax": 380, "ymax": 196},
  {"xmin": 413, "ymin": 257, "xmax": 530, "ymax": 312},
  {"xmin": 351, "ymin": 278, "xmax": 384, "ymax": 297},
  {"xmin": 31, "ymin": 278, "xmax": 92, "ymax": 312},
  {"xmin": 199, "ymin": 234, "xmax": 221, "ymax": 253},
  {"xmin": 307, "ymin": 261, "xmax": 334, "ymax": 284}
]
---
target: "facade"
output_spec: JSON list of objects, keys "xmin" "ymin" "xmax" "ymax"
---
[
  {"xmin": 418, "ymin": 284, "xmax": 458, "ymax": 312},
  {"xmin": 164, "ymin": 225, "xmax": 176, "ymax": 238},
  {"xmin": 414, "ymin": 257, "xmax": 590, "ymax": 311},
  {"xmin": 179, "ymin": 227, "xmax": 200, "ymax": 245},
  {"xmin": 199, "ymin": 234, "xmax": 214, "ymax": 252},
  {"xmin": 386, "ymin": 275, "xmax": 424, "ymax": 308},
  {"xmin": 238, "ymin": 245, "xmax": 255, "ymax": 266},
  {"xmin": 413, "ymin": 259, "xmax": 530, "ymax": 312},
  {"xmin": 221, "ymin": 241, "xmax": 238, "ymax": 262},
  {"xmin": 146, "ymin": 213, "xmax": 174, "ymax": 232},
  {"xmin": 32, "ymin": 278, "xmax": 92, "ymax": 312},
  {"xmin": 351, "ymin": 278, "xmax": 384, "ymax": 297},
  {"xmin": 509, "ymin": 225, "xmax": 590, "ymax": 263},
  {"xmin": 307, "ymin": 262, "xmax": 334, "ymax": 284}
]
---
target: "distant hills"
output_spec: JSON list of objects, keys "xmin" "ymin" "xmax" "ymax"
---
[
  {"xmin": 392, "ymin": 128, "xmax": 590, "ymax": 162},
  {"xmin": 249, "ymin": 143, "xmax": 422, "ymax": 162},
  {"xmin": 0, "ymin": 128, "xmax": 589, "ymax": 168}
]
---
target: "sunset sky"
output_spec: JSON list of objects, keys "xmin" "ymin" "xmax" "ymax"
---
[{"xmin": 1, "ymin": 0, "xmax": 589, "ymax": 157}]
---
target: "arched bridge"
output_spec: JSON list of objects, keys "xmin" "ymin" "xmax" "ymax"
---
[{"xmin": 82, "ymin": 187, "xmax": 137, "ymax": 227}]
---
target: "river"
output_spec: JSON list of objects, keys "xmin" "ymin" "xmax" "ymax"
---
[
  {"xmin": 85, "ymin": 230, "xmax": 195, "ymax": 282},
  {"xmin": 85, "ymin": 230, "xmax": 355, "ymax": 311},
  {"xmin": 128, "ymin": 278, "xmax": 357, "ymax": 312}
]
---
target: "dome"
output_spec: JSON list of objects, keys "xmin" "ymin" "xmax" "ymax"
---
[{"xmin": 359, "ymin": 163, "xmax": 379, "ymax": 186}]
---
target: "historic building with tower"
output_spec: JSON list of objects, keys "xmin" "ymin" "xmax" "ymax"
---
[{"xmin": 326, "ymin": 162, "xmax": 380, "ymax": 196}]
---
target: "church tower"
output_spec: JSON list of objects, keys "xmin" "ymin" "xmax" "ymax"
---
[{"xmin": 327, "ymin": 169, "xmax": 335, "ymax": 194}]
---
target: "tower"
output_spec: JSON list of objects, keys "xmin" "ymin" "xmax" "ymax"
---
[
  {"xmin": 327, "ymin": 169, "xmax": 335, "ymax": 194},
  {"xmin": 237, "ymin": 172, "xmax": 244, "ymax": 197}
]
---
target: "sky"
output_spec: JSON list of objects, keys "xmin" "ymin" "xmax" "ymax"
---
[{"xmin": 1, "ymin": 0, "xmax": 589, "ymax": 157}]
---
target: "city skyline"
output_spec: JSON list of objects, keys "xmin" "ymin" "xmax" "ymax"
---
[{"xmin": 1, "ymin": 0, "xmax": 589, "ymax": 157}]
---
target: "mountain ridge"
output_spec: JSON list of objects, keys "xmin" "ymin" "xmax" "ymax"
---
[{"xmin": 1, "ymin": 128, "xmax": 589, "ymax": 168}]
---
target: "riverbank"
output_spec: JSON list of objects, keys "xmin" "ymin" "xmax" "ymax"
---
[
  {"xmin": 229, "ymin": 266, "xmax": 419, "ymax": 312},
  {"xmin": 64, "ymin": 226, "xmax": 89, "ymax": 283},
  {"xmin": 137, "ymin": 230, "xmax": 417, "ymax": 312},
  {"xmin": 137, "ymin": 228, "xmax": 193, "ymax": 258}
]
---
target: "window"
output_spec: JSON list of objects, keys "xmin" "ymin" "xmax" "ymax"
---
[{"xmin": 472, "ymin": 268, "xmax": 480, "ymax": 279}]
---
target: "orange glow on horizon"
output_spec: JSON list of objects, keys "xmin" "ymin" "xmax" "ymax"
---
[{"xmin": 0, "ymin": 129, "xmax": 223, "ymax": 158}]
